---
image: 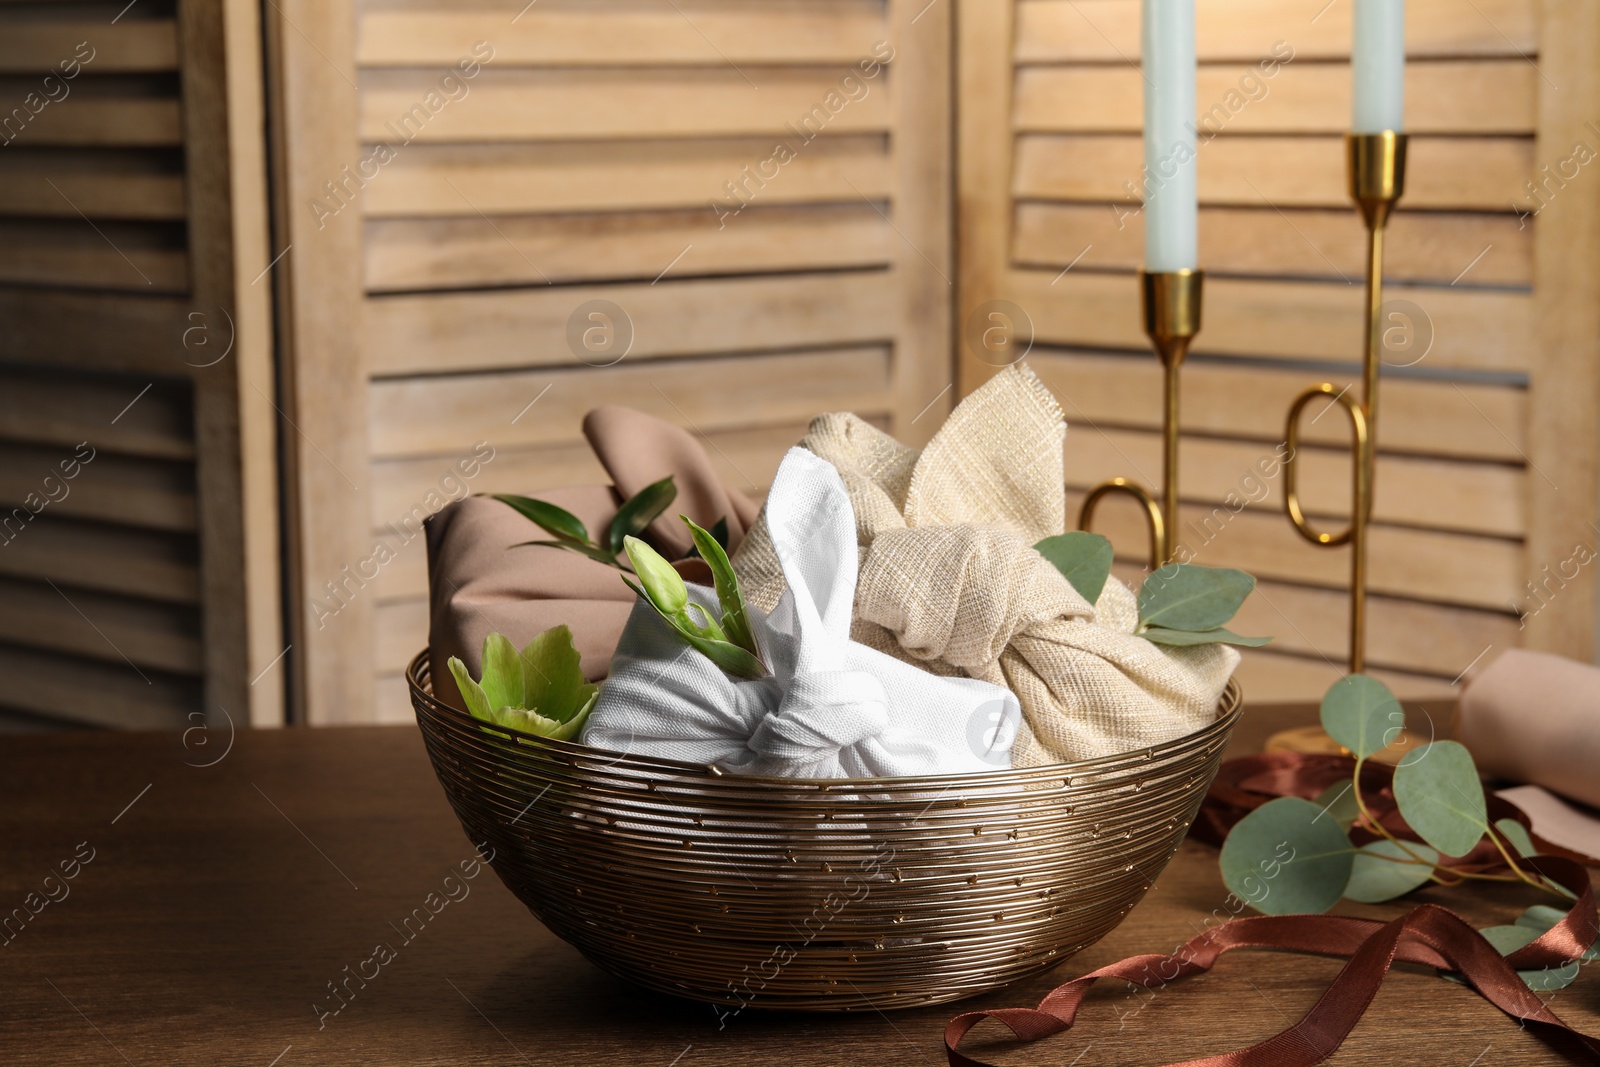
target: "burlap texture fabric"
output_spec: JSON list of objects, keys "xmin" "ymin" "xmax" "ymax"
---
[{"xmin": 733, "ymin": 364, "xmax": 1239, "ymax": 766}]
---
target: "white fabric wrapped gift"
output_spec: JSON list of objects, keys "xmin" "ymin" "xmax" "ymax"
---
[{"xmin": 583, "ymin": 448, "xmax": 1021, "ymax": 778}]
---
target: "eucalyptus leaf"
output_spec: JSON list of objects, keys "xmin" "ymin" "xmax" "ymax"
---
[
  {"xmin": 1493, "ymin": 818, "xmax": 1536, "ymax": 859},
  {"xmin": 1515, "ymin": 962, "xmax": 1583, "ymax": 992},
  {"xmin": 1312, "ymin": 780, "xmax": 1360, "ymax": 833},
  {"xmin": 493, "ymin": 494, "xmax": 589, "ymax": 544},
  {"xmin": 1320, "ymin": 674, "xmax": 1404, "ymax": 759},
  {"xmin": 1219, "ymin": 797, "xmax": 1354, "ymax": 916},
  {"xmin": 605, "ymin": 476, "xmax": 677, "ymax": 555},
  {"xmin": 1481, "ymin": 924, "xmax": 1542, "ymax": 956},
  {"xmin": 1343, "ymin": 839, "xmax": 1440, "ymax": 903},
  {"xmin": 684, "ymin": 515, "xmax": 758, "ymax": 657},
  {"xmin": 1035, "ymin": 532, "xmax": 1114, "ymax": 605},
  {"xmin": 1141, "ymin": 625, "xmax": 1272, "ymax": 648},
  {"xmin": 1393, "ymin": 741, "xmax": 1489, "ymax": 858},
  {"xmin": 1138, "ymin": 564, "xmax": 1256, "ymax": 632},
  {"xmin": 1516, "ymin": 905, "xmax": 1569, "ymax": 932},
  {"xmin": 1515, "ymin": 905, "xmax": 1600, "ymax": 961},
  {"xmin": 1440, "ymin": 924, "xmax": 1582, "ymax": 992}
]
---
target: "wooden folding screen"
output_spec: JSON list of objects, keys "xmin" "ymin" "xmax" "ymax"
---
[
  {"xmin": 0, "ymin": 0, "xmax": 280, "ymax": 729},
  {"xmin": 958, "ymin": 0, "xmax": 1600, "ymax": 701},
  {"xmin": 270, "ymin": 0, "xmax": 954, "ymax": 723}
]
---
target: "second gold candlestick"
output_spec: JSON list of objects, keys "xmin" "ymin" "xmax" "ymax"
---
[{"xmin": 1080, "ymin": 269, "xmax": 1203, "ymax": 568}]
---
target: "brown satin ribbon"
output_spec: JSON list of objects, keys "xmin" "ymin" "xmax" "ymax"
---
[{"xmin": 946, "ymin": 857, "xmax": 1599, "ymax": 1067}]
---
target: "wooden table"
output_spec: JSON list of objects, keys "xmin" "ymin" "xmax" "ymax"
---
[{"xmin": 3, "ymin": 703, "xmax": 1594, "ymax": 1066}]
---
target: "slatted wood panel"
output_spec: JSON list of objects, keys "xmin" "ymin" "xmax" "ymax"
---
[
  {"xmin": 958, "ymin": 0, "xmax": 1600, "ymax": 701},
  {"xmin": 272, "ymin": 0, "xmax": 953, "ymax": 722},
  {"xmin": 0, "ymin": 1, "xmax": 280, "ymax": 729}
]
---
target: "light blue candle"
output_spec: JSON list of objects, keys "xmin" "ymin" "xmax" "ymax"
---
[
  {"xmin": 1142, "ymin": 0, "xmax": 1197, "ymax": 271},
  {"xmin": 1352, "ymin": 0, "xmax": 1405, "ymax": 133}
]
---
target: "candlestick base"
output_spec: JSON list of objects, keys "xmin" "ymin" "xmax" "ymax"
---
[{"xmin": 1264, "ymin": 723, "xmax": 1427, "ymax": 766}]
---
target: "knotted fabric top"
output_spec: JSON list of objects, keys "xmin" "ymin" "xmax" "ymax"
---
[
  {"xmin": 732, "ymin": 364, "xmax": 1239, "ymax": 766},
  {"xmin": 583, "ymin": 448, "xmax": 1020, "ymax": 778}
]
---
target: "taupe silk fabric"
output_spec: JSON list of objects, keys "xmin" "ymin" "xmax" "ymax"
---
[{"xmin": 732, "ymin": 365, "xmax": 1239, "ymax": 766}]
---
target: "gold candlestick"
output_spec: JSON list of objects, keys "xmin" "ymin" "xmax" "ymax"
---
[
  {"xmin": 1080, "ymin": 269, "xmax": 1204, "ymax": 569},
  {"xmin": 1269, "ymin": 132, "xmax": 1408, "ymax": 757}
]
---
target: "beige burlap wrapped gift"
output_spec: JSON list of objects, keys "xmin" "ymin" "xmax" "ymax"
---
[{"xmin": 733, "ymin": 363, "xmax": 1239, "ymax": 766}]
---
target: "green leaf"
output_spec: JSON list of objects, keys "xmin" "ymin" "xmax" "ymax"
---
[
  {"xmin": 448, "ymin": 656, "xmax": 493, "ymax": 720},
  {"xmin": 1393, "ymin": 741, "xmax": 1489, "ymax": 858},
  {"xmin": 446, "ymin": 627, "xmax": 599, "ymax": 742},
  {"xmin": 1035, "ymin": 532, "xmax": 1115, "ymax": 604},
  {"xmin": 1219, "ymin": 796, "xmax": 1355, "ymax": 916},
  {"xmin": 681, "ymin": 599, "xmax": 728, "ymax": 642},
  {"xmin": 475, "ymin": 695, "xmax": 597, "ymax": 743},
  {"xmin": 1441, "ymin": 924, "xmax": 1583, "ymax": 992},
  {"xmin": 677, "ymin": 631, "xmax": 769, "ymax": 680},
  {"xmin": 683, "ymin": 515, "xmax": 758, "ymax": 657},
  {"xmin": 1320, "ymin": 674, "xmax": 1404, "ymax": 759},
  {"xmin": 513, "ymin": 538, "xmax": 623, "ymax": 566},
  {"xmin": 516, "ymin": 624, "xmax": 598, "ymax": 725},
  {"xmin": 621, "ymin": 577, "xmax": 768, "ymax": 681},
  {"xmin": 1141, "ymin": 625, "xmax": 1272, "ymax": 647},
  {"xmin": 1343, "ymin": 839, "xmax": 1440, "ymax": 903},
  {"xmin": 1493, "ymin": 818, "xmax": 1536, "ymax": 859},
  {"xmin": 605, "ymin": 476, "xmax": 677, "ymax": 556},
  {"xmin": 622, "ymin": 535, "xmax": 689, "ymax": 614},
  {"xmin": 1137, "ymin": 564, "xmax": 1257, "ymax": 632},
  {"xmin": 1312, "ymin": 779, "xmax": 1360, "ymax": 833},
  {"xmin": 682, "ymin": 517, "xmax": 731, "ymax": 561},
  {"xmin": 478, "ymin": 632, "xmax": 527, "ymax": 714},
  {"xmin": 492, "ymin": 494, "xmax": 589, "ymax": 544}
]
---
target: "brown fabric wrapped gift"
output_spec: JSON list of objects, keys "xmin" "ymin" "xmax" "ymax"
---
[{"xmin": 424, "ymin": 406, "xmax": 757, "ymax": 709}]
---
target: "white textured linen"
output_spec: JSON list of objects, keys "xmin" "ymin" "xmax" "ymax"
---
[{"xmin": 583, "ymin": 448, "xmax": 1020, "ymax": 778}]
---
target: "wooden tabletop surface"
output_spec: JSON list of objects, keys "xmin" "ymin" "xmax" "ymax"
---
[{"xmin": 2, "ymin": 701, "xmax": 1594, "ymax": 1067}]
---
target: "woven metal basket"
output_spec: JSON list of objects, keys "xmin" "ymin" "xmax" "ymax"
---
[{"xmin": 409, "ymin": 651, "xmax": 1241, "ymax": 1012}]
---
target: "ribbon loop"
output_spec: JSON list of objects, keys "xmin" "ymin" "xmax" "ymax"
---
[{"xmin": 946, "ymin": 856, "xmax": 1599, "ymax": 1067}]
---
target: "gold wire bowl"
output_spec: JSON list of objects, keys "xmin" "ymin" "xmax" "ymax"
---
[{"xmin": 409, "ymin": 651, "xmax": 1241, "ymax": 1012}]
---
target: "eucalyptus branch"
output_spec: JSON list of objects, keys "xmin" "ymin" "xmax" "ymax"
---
[
  {"xmin": 1348, "ymin": 752, "xmax": 1434, "ymax": 866},
  {"xmin": 1033, "ymin": 533, "xmax": 1272, "ymax": 648},
  {"xmin": 1219, "ymin": 671, "xmax": 1582, "ymax": 953}
]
